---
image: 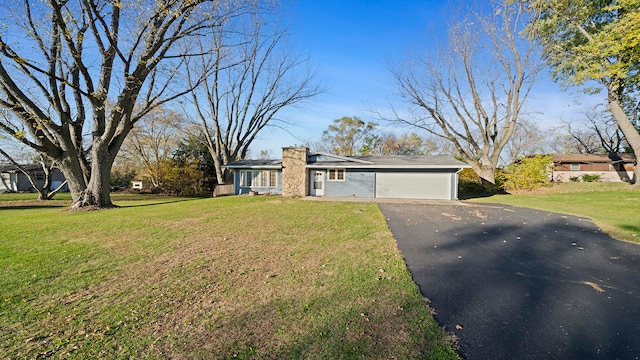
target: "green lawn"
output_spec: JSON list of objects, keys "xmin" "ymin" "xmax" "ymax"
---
[
  {"xmin": 0, "ymin": 194, "xmax": 459, "ymax": 359},
  {"xmin": 468, "ymin": 182, "xmax": 640, "ymax": 243}
]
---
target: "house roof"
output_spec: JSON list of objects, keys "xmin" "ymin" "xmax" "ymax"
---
[
  {"xmin": 552, "ymin": 153, "xmax": 636, "ymax": 164},
  {"xmin": 307, "ymin": 154, "xmax": 470, "ymax": 169},
  {"xmin": 0, "ymin": 164, "xmax": 44, "ymax": 173},
  {"xmin": 223, "ymin": 159, "xmax": 282, "ymax": 169},
  {"xmin": 311, "ymin": 152, "xmax": 374, "ymax": 164},
  {"xmin": 224, "ymin": 154, "xmax": 470, "ymax": 170}
]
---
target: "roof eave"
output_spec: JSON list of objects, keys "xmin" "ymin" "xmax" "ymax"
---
[
  {"xmin": 306, "ymin": 164, "xmax": 470, "ymax": 169},
  {"xmin": 310, "ymin": 152, "xmax": 375, "ymax": 164},
  {"xmin": 223, "ymin": 164, "xmax": 282, "ymax": 169}
]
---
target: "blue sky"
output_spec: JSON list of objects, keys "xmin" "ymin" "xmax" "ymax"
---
[{"xmin": 249, "ymin": 0, "xmax": 603, "ymax": 157}]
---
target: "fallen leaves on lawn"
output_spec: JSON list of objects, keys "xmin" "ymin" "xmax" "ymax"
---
[{"xmin": 582, "ymin": 281, "xmax": 605, "ymax": 293}]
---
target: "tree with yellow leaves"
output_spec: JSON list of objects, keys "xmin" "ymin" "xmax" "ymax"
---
[{"xmin": 525, "ymin": 0, "xmax": 640, "ymax": 185}]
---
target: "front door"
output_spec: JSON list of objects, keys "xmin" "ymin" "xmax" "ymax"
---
[{"xmin": 309, "ymin": 170, "xmax": 325, "ymax": 196}]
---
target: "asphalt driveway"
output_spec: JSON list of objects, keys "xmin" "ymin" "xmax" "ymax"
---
[{"xmin": 380, "ymin": 202, "xmax": 640, "ymax": 360}]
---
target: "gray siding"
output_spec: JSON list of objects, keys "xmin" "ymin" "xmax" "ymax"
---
[
  {"xmin": 324, "ymin": 169, "xmax": 375, "ymax": 197},
  {"xmin": 0, "ymin": 169, "xmax": 67, "ymax": 192},
  {"xmin": 16, "ymin": 173, "xmax": 33, "ymax": 191}
]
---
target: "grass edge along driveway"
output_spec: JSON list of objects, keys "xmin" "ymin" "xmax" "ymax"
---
[
  {"xmin": 468, "ymin": 183, "xmax": 640, "ymax": 243},
  {"xmin": 0, "ymin": 195, "xmax": 460, "ymax": 359}
]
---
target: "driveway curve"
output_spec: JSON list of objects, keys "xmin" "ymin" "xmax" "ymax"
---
[{"xmin": 380, "ymin": 202, "xmax": 640, "ymax": 360}]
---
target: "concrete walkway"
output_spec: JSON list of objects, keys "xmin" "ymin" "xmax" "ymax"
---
[{"xmin": 380, "ymin": 202, "xmax": 640, "ymax": 359}]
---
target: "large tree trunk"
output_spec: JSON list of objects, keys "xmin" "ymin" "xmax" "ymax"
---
[
  {"xmin": 609, "ymin": 98, "xmax": 640, "ymax": 186},
  {"xmin": 474, "ymin": 164, "xmax": 498, "ymax": 193},
  {"xmin": 69, "ymin": 145, "xmax": 115, "ymax": 209},
  {"xmin": 212, "ymin": 151, "xmax": 226, "ymax": 185},
  {"xmin": 57, "ymin": 147, "xmax": 89, "ymax": 205}
]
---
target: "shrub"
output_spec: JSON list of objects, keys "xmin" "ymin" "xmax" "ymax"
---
[
  {"xmin": 581, "ymin": 173, "xmax": 601, "ymax": 182},
  {"xmin": 110, "ymin": 170, "xmax": 136, "ymax": 189},
  {"xmin": 160, "ymin": 158, "xmax": 208, "ymax": 196},
  {"xmin": 569, "ymin": 176, "xmax": 581, "ymax": 182},
  {"xmin": 500, "ymin": 155, "xmax": 552, "ymax": 191},
  {"xmin": 458, "ymin": 168, "xmax": 485, "ymax": 194}
]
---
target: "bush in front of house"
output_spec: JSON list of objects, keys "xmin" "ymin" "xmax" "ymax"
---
[
  {"xmin": 581, "ymin": 173, "xmax": 601, "ymax": 182},
  {"xmin": 499, "ymin": 154, "xmax": 552, "ymax": 191}
]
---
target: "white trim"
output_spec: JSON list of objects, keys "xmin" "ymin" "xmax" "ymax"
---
[
  {"xmin": 225, "ymin": 164, "xmax": 281, "ymax": 169},
  {"xmin": 240, "ymin": 170, "xmax": 278, "ymax": 187},
  {"xmin": 306, "ymin": 164, "xmax": 469, "ymax": 169},
  {"xmin": 327, "ymin": 169, "xmax": 345, "ymax": 181}
]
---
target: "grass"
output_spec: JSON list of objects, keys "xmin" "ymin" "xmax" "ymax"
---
[
  {"xmin": 0, "ymin": 194, "xmax": 459, "ymax": 359},
  {"xmin": 468, "ymin": 182, "xmax": 640, "ymax": 243}
]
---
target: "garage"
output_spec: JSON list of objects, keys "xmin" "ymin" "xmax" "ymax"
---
[{"xmin": 375, "ymin": 171, "xmax": 454, "ymax": 200}]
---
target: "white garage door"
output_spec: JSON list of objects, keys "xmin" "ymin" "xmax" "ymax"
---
[{"xmin": 375, "ymin": 172, "xmax": 452, "ymax": 200}]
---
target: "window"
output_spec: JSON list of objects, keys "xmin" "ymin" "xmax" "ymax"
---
[
  {"xmin": 328, "ymin": 169, "xmax": 345, "ymax": 181},
  {"xmin": 570, "ymin": 163, "xmax": 580, "ymax": 171},
  {"xmin": 240, "ymin": 170, "xmax": 277, "ymax": 187}
]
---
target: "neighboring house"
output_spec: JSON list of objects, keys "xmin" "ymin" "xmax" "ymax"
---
[
  {"xmin": 224, "ymin": 147, "xmax": 470, "ymax": 200},
  {"xmin": 0, "ymin": 164, "xmax": 67, "ymax": 193},
  {"xmin": 552, "ymin": 153, "xmax": 637, "ymax": 183},
  {"xmin": 131, "ymin": 181, "xmax": 146, "ymax": 190}
]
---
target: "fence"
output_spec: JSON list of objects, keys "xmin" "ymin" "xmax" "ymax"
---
[{"xmin": 213, "ymin": 183, "xmax": 235, "ymax": 197}]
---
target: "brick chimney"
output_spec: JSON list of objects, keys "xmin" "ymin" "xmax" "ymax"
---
[{"xmin": 281, "ymin": 147, "xmax": 308, "ymax": 197}]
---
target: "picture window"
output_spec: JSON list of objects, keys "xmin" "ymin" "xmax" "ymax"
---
[{"xmin": 240, "ymin": 170, "xmax": 277, "ymax": 187}]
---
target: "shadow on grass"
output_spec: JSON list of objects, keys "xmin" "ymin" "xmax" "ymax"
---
[
  {"xmin": 0, "ymin": 204, "xmax": 69, "ymax": 210},
  {"xmin": 621, "ymin": 224, "xmax": 640, "ymax": 234},
  {"xmin": 458, "ymin": 191, "xmax": 511, "ymax": 200},
  {"xmin": 115, "ymin": 197, "xmax": 205, "ymax": 208},
  {"xmin": 0, "ymin": 197, "xmax": 206, "ymax": 211}
]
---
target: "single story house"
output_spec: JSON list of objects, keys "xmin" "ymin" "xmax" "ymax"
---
[
  {"xmin": 552, "ymin": 153, "xmax": 636, "ymax": 183},
  {"xmin": 0, "ymin": 163, "xmax": 67, "ymax": 193},
  {"xmin": 223, "ymin": 147, "xmax": 470, "ymax": 200}
]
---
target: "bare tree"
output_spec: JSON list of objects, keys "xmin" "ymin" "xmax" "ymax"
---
[
  {"xmin": 584, "ymin": 110, "xmax": 626, "ymax": 154},
  {"xmin": 390, "ymin": 1, "xmax": 541, "ymax": 187},
  {"xmin": 185, "ymin": 8, "xmax": 321, "ymax": 184},
  {"xmin": 562, "ymin": 121, "xmax": 603, "ymax": 154},
  {"xmin": 0, "ymin": 0, "xmax": 240, "ymax": 209},
  {"xmin": 117, "ymin": 106, "xmax": 186, "ymax": 188},
  {"xmin": 555, "ymin": 109, "xmax": 628, "ymax": 155},
  {"xmin": 504, "ymin": 119, "xmax": 548, "ymax": 163}
]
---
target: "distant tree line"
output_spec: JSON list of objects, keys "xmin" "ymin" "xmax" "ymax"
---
[{"xmin": 313, "ymin": 116, "xmax": 455, "ymax": 157}]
